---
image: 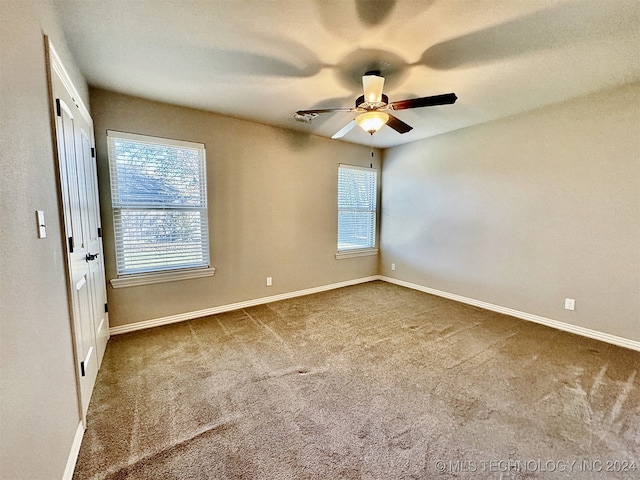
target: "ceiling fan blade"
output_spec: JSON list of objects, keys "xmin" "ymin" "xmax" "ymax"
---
[
  {"xmin": 332, "ymin": 120, "xmax": 357, "ymax": 139},
  {"xmin": 386, "ymin": 114, "xmax": 413, "ymax": 134},
  {"xmin": 296, "ymin": 107, "xmax": 355, "ymax": 115},
  {"xmin": 389, "ymin": 93, "xmax": 457, "ymax": 111}
]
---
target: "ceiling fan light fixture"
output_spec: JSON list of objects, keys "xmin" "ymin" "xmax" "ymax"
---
[
  {"xmin": 362, "ymin": 74, "xmax": 385, "ymax": 104},
  {"xmin": 355, "ymin": 111, "xmax": 389, "ymax": 134}
]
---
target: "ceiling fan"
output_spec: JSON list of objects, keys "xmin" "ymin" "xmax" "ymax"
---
[{"xmin": 294, "ymin": 70, "xmax": 457, "ymax": 139}]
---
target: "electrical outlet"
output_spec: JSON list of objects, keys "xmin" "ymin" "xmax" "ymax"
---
[
  {"xmin": 564, "ymin": 298, "xmax": 575, "ymax": 311},
  {"xmin": 266, "ymin": 277, "xmax": 272, "ymax": 287},
  {"xmin": 391, "ymin": 263, "xmax": 396, "ymax": 271}
]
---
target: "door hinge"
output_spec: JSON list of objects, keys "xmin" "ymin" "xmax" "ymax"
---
[
  {"xmin": 80, "ymin": 361, "xmax": 86, "ymax": 377},
  {"xmin": 97, "ymin": 227, "xmax": 102, "ymax": 238},
  {"xmin": 68, "ymin": 236, "xmax": 73, "ymax": 252},
  {"xmin": 55, "ymin": 98, "xmax": 61, "ymax": 117},
  {"xmin": 104, "ymin": 303, "xmax": 108, "ymax": 313},
  {"xmin": 91, "ymin": 147, "xmax": 96, "ymax": 158}
]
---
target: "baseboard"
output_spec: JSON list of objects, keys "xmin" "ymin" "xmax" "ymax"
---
[
  {"xmin": 379, "ymin": 276, "xmax": 640, "ymax": 352},
  {"xmin": 62, "ymin": 421, "xmax": 84, "ymax": 480},
  {"xmin": 109, "ymin": 274, "xmax": 639, "ymax": 351},
  {"xmin": 110, "ymin": 276, "xmax": 379, "ymax": 335}
]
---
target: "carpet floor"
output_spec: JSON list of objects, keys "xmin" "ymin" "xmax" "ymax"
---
[{"xmin": 73, "ymin": 281, "xmax": 640, "ymax": 479}]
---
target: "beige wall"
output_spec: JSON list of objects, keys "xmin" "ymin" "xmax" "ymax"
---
[
  {"xmin": 90, "ymin": 89, "xmax": 381, "ymax": 328},
  {"xmin": 0, "ymin": 0, "xmax": 89, "ymax": 478},
  {"xmin": 381, "ymin": 82, "xmax": 640, "ymax": 342}
]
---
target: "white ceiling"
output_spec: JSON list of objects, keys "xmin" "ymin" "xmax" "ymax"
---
[{"xmin": 53, "ymin": 0, "xmax": 640, "ymax": 148}]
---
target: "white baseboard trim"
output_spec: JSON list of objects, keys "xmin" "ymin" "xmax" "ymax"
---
[
  {"xmin": 110, "ymin": 276, "xmax": 380, "ymax": 335},
  {"xmin": 379, "ymin": 276, "xmax": 640, "ymax": 352},
  {"xmin": 109, "ymin": 274, "xmax": 639, "ymax": 352},
  {"xmin": 62, "ymin": 421, "xmax": 84, "ymax": 480}
]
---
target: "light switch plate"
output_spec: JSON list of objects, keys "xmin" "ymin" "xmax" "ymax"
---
[{"xmin": 36, "ymin": 210, "xmax": 46, "ymax": 238}]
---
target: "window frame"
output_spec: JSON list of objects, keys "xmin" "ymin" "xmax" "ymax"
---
[
  {"xmin": 106, "ymin": 130, "xmax": 214, "ymax": 287},
  {"xmin": 336, "ymin": 163, "xmax": 379, "ymax": 259}
]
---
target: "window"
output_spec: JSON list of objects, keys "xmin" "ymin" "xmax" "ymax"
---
[
  {"xmin": 107, "ymin": 131, "xmax": 210, "ymax": 277},
  {"xmin": 337, "ymin": 164, "xmax": 378, "ymax": 254}
]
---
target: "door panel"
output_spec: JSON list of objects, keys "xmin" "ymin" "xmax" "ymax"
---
[
  {"xmin": 55, "ymin": 90, "xmax": 97, "ymax": 419},
  {"xmin": 56, "ymin": 100, "xmax": 83, "ymax": 250},
  {"xmin": 74, "ymin": 273, "xmax": 97, "ymax": 413},
  {"xmin": 79, "ymin": 128, "xmax": 109, "ymax": 366},
  {"xmin": 49, "ymin": 45, "xmax": 109, "ymax": 423}
]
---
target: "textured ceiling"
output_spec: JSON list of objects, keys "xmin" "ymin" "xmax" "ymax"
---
[{"xmin": 54, "ymin": 0, "xmax": 640, "ymax": 148}]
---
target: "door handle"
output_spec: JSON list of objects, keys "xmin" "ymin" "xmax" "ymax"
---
[{"xmin": 86, "ymin": 252, "xmax": 99, "ymax": 262}]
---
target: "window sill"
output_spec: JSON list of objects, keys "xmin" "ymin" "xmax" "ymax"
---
[
  {"xmin": 110, "ymin": 267, "xmax": 216, "ymax": 289},
  {"xmin": 335, "ymin": 248, "xmax": 379, "ymax": 260}
]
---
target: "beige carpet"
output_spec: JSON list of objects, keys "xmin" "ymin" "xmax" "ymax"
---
[{"xmin": 73, "ymin": 281, "xmax": 639, "ymax": 479}]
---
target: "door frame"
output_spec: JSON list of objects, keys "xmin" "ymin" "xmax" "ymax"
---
[{"xmin": 44, "ymin": 36, "xmax": 108, "ymax": 426}]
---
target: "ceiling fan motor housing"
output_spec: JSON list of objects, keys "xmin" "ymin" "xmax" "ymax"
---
[{"xmin": 356, "ymin": 94, "xmax": 389, "ymax": 111}]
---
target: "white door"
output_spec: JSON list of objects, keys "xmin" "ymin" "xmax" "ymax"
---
[
  {"xmin": 48, "ymin": 41, "xmax": 108, "ymax": 422},
  {"xmin": 53, "ymin": 88, "xmax": 98, "ymax": 419},
  {"xmin": 79, "ymin": 127, "xmax": 109, "ymax": 366}
]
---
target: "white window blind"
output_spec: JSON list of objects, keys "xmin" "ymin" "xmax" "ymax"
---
[
  {"xmin": 337, "ymin": 164, "xmax": 377, "ymax": 252},
  {"xmin": 107, "ymin": 131, "xmax": 210, "ymax": 276}
]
